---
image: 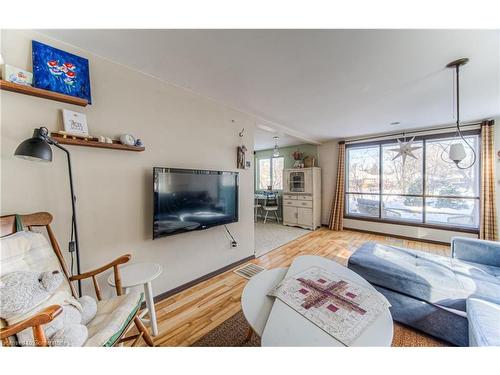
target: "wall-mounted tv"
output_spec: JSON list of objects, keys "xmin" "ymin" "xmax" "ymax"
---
[{"xmin": 153, "ymin": 167, "xmax": 239, "ymax": 239}]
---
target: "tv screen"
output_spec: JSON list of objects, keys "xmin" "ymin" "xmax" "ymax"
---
[{"xmin": 153, "ymin": 167, "xmax": 239, "ymax": 239}]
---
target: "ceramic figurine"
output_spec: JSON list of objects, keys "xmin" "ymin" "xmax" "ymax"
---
[
  {"xmin": 120, "ymin": 134, "xmax": 136, "ymax": 146},
  {"xmin": 135, "ymin": 139, "xmax": 144, "ymax": 147}
]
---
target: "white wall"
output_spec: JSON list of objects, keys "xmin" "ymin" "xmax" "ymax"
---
[
  {"xmin": 0, "ymin": 30, "xmax": 256, "ymax": 298},
  {"xmin": 343, "ymin": 218, "xmax": 477, "ymax": 242}
]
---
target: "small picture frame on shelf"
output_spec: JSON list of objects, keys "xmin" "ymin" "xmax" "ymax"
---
[
  {"xmin": 62, "ymin": 109, "xmax": 89, "ymax": 136},
  {"xmin": 2, "ymin": 64, "xmax": 33, "ymax": 86}
]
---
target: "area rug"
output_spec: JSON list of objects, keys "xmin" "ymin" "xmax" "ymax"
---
[
  {"xmin": 191, "ymin": 310, "xmax": 450, "ymax": 347},
  {"xmin": 255, "ymin": 222, "xmax": 310, "ymax": 257}
]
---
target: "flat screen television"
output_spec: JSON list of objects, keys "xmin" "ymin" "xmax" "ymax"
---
[{"xmin": 153, "ymin": 167, "xmax": 239, "ymax": 239}]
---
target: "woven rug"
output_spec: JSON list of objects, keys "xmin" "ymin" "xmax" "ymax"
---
[{"xmin": 192, "ymin": 310, "xmax": 450, "ymax": 347}]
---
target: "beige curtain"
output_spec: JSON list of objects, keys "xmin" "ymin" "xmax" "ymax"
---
[
  {"xmin": 329, "ymin": 142, "xmax": 346, "ymax": 231},
  {"xmin": 480, "ymin": 120, "xmax": 498, "ymax": 241}
]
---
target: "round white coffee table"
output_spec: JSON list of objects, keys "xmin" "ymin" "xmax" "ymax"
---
[
  {"xmin": 108, "ymin": 262, "xmax": 162, "ymax": 336},
  {"xmin": 241, "ymin": 267, "xmax": 288, "ymax": 337},
  {"xmin": 241, "ymin": 255, "xmax": 393, "ymax": 346}
]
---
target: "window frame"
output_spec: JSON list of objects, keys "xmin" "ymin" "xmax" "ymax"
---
[
  {"xmin": 256, "ymin": 156, "xmax": 285, "ymax": 191},
  {"xmin": 344, "ymin": 129, "xmax": 481, "ymax": 233}
]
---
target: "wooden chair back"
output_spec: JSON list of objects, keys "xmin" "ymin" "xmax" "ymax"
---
[
  {"xmin": 0, "ymin": 212, "xmax": 78, "ymax": 298},
  {"xmin": 264, "ymin": 193, "xmax": 278, "ymax": 208}
]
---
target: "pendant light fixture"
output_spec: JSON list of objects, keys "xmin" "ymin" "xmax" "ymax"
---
[
  {"xmin": 446, "ymin": 58, "xmax": 476, "ymax": 169},
  {"xmin": 273, "ymin": 136, "xmax": 280, "ymax": 157}
]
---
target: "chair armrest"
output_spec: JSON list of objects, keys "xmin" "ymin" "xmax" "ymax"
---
[
  {"xmin": 69, "ymin": 254, "xmax": 131, "ymax": 298},
  {"xmin": 451, "ymin": 237, "xmax": 500, "ymax": 268},
  {"xmin": 69, "ymin": 254, "xmax": 131, "ymax": 281},
  {"xmin": 0, "ymin": 305, "xmax": 62, "ymax": 346}
]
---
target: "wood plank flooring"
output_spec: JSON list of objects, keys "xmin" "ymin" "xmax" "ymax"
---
[{"xmin": 145, "ymin": 228, "xmax": 450, "ymax": 346}]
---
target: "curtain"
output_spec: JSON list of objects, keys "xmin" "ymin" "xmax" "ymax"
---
[
  {"xmin": 329, "ymin": 142, "xmax": 346, "ymax": 231},
  {"xmin": 480, "ymin": 120, "xmax": 498, "ymax": 240}
]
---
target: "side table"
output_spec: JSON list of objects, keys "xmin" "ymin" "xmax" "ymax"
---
[{"xmin": 108, "ymin": 262, "xmax": 162, "ymax": 336}]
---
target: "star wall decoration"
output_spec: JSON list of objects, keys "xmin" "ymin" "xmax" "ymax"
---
[{"xmin": 389, "ymin": 136, "xmax": 421, "ymax": 165}]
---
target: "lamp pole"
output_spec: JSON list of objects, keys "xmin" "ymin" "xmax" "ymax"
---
[
  {"xmin": 14, "ymin": 127, "xmax": 82, "ymax": 296},
  {"xmin": 51, "ymin": 141, "xmax": 82, "ymax": 296}
]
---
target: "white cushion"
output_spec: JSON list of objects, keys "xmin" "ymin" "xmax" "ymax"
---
[
  {"xmin": 0, "ymin": 231, "xmax": 75, "ymax": 325},
  {"xmin": 85, "ymin": 292, "xmax": 143, "ymax": 347}
]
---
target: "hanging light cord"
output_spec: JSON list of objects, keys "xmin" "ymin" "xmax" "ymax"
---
[{"xmin": 453, "ymin": 63, "xmax": 476, "ymax": 170}]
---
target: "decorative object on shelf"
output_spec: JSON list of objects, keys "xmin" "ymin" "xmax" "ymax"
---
[
  {"xmin": 119, "ymin": 134, "xmax": 136, "ymax": 146},
  {"xmin": 55, "ymin": 130, "xmax": 92, "ymax": 141},
  {"xmin": 49, "ymin": 132, "xmax": 145, "ymax": 152},
  {"xmin": 135, "ymin": 138, "xmax": 144, "ymax": 147},
  {"xmin": 292, "ymin": 150, "xmax": 304, "ymax": 168},
  {"xmin": 388, "ymin": 134, "xmax": 421, "ymax": 165},
  {"xmin": 1, "ymin": 64, "xmax": 33, "ymax": 86},
  {"xmin": 303, "ymin": 155, "xmax": 316, "ymax": 168},
  {"xmin": 237, "ymin": 127, "xmax": 248, "ymax": 169},
  {"xmin": 273, "ymin": 136, "xmax": 280, "ymax": 157},
  {"xmin": 62, "ymin": 109, "xmax": 89, "ymax": 137},
  {"xmin": 14, "ymin": 127, "xmax": 83, "ymax": 296},
  {"xmin": 445, "ymin": 58, "xmax": 476, "ymax": 169},
  {"xmin": 32, "ymin": 40, "xmax": 92, "ymax": 104}
]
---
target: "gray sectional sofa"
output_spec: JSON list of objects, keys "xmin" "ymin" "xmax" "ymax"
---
[{"xmin": 348, "ymin": 237, "xmax": 500, "ymax": 346}]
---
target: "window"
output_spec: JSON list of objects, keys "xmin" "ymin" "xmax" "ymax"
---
[
  {"xmin": 257, "ymin": 157, "xmax": 284, "ymax": 190},
  {"xmin": 345, "ymin": 132, "xmax": 480, "ymax": 230}
]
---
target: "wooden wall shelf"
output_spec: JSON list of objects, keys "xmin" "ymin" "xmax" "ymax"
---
[
  {"xmin": 50, "ymin": 133, "xmax": 145, "ymax": 152},
  {"xmin": 0, "ymin": 79, "xmax": 88, "ymax": 107}
]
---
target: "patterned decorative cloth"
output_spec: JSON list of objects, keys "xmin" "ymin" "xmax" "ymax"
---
[
  {"xmin": 480, "ymin": 120, "xmax": 498, "ymax": 240},
  {"xmin": 329, "ymin": 141, "xmax": 346, "ymax": 231}
]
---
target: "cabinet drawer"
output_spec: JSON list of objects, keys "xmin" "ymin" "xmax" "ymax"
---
[
  {"xmin": 283, "ymin": 199, "xmax": 298, "ymax": 207},
  {"xmin": 283, "ymin": 194, "xmax": 297, "ymax": 200},
  {"xmin": 297, "ymin": 195, "xmax": 313, "ymax": 201},
  {"xmin": 296, "ymin": 200, "xmax": 312, "ymax": 208}
]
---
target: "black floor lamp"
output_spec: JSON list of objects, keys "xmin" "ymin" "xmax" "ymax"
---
[{"xmin": 15, "ymin": 126, "xmax": 82, "ymax": 296}]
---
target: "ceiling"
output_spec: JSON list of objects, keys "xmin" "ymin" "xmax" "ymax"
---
[
  {"xmin": 254, "ymin": 127, "xmax": 305, "ymax": 151},
  {"xmin": 40, "ymin": 29, "xmax": 500, "ymax": 141}
]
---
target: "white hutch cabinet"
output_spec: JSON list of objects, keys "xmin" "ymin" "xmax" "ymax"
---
[{"xmin": 282, "ymin": 167, "xmax": 321, "ymax": 230}]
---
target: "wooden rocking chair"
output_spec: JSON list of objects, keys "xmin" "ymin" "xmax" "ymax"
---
[{"xmin": 0, "ymin": 212, "xmax": 154, "ymax": 347}]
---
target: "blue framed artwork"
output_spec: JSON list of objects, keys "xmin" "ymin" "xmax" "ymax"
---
[{"xmin": 32, "ymin": 40, "xmax": 92, "ymax": 104}]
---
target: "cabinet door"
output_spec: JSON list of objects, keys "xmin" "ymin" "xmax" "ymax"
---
[
  {"xmin": 304, "ymin": 170, "xmax": 313, "ymax": 194},
  {"xmin": 297, "ymin": 207, "xmax": 313, "ymax": 227},
  {"xmin": 283, "ymin": 206, "xmax": 298, "ymax": 224}
]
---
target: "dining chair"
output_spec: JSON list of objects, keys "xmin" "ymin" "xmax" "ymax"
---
[{"xmin": 262, "ymin": 193, "xmax": 280, "ymax": 224}]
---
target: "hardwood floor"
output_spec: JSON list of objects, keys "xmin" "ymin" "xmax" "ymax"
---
[{"xmin": 145, "ymin": 228, "xmax": 450, "ymax": 346}]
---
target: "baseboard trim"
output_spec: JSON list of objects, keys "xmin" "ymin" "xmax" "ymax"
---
[
  {"xmin": 150, "ymin": 255, "xmax": 255, "ymax": 305},
  {"xmin": 343, "ymin": 227, "xmax": 450, "ymax": 246}
]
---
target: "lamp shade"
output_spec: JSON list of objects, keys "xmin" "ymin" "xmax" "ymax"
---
[
  {"xmin": 14, "ymin": 128, "xmax": 52, "ymax": 162},
  {"xmin": 449, "ymin": 142, "xmax": 466, "ymax": 165}
]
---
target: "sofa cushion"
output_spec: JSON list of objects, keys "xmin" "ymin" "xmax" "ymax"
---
[
  {"xmin": 348, "ymin": 242, "xmax": 500, "ymax": 312},
  {"xmin": 467, "ymin": 298, "xmax": 500, "ymax": 346},
  {"xmin": 84, "ymin": 292, "xmax": 143, "ymax": 347}
]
